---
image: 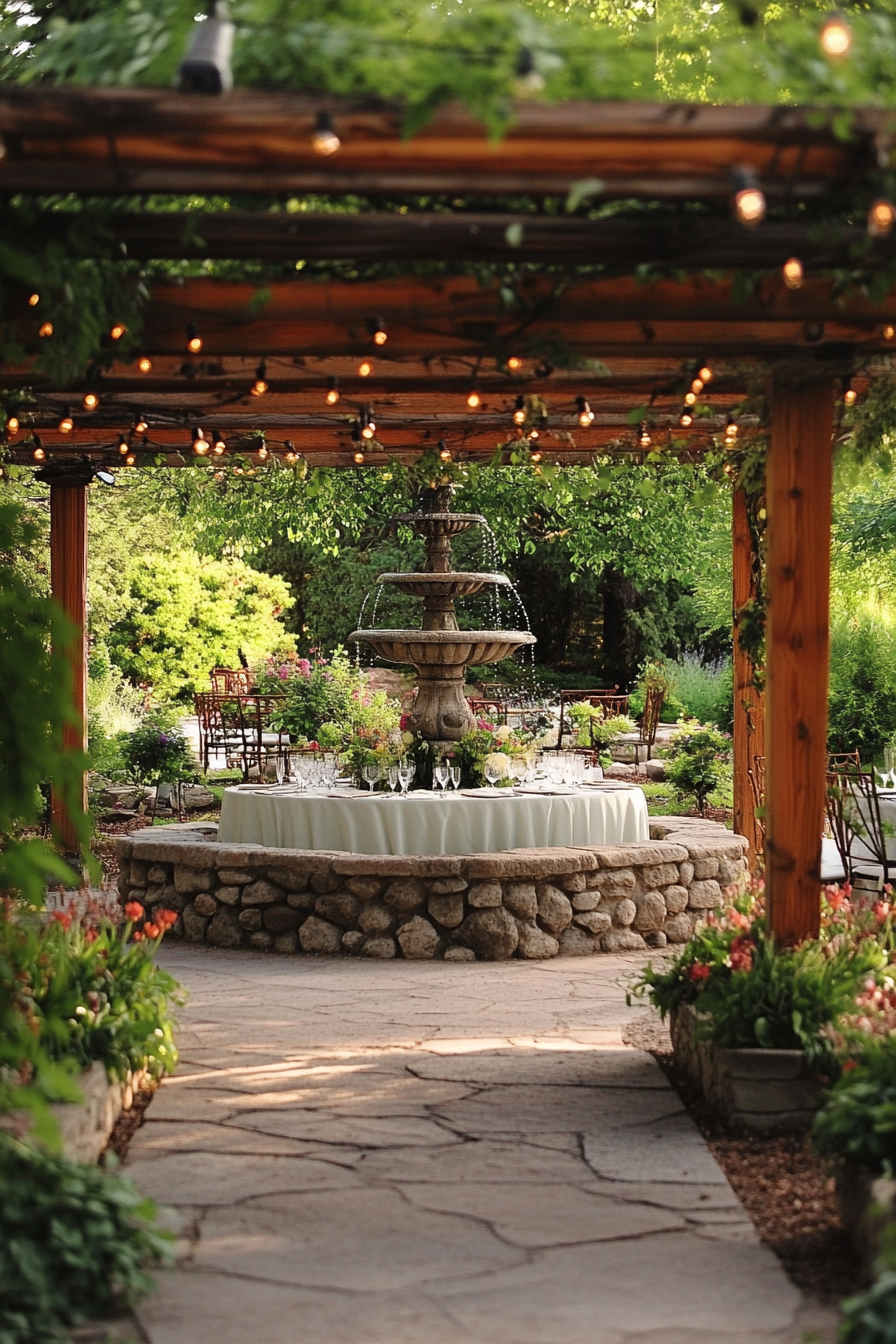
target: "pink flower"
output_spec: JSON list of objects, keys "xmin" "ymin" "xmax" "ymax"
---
[
  {"xmin": 729, "ymin": 936, "xmax": 754, "ymax": 973},
  {"xmin": 874, "ymin": 901, "xmax": 891, "ymax": 926},
  {"xmin": 278, "ymin": 666, "xmax": 290, "ymax": 680},
  {"xmin": 400, "ymin": 714, "xmax": 411, "ymax": 731},
  {"xmin": 687, "ymin": 963, "xmax": 711, "ymax": 983},
  {"xmin": 298, "ymin": 659, "xmax": 311, "ymax": 675}
]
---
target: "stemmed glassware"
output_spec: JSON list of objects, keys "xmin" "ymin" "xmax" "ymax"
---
[
  {"xmin": 275, "ymin": 753, "xmax": 286, "ymax": 785},
  {"xmin": 386, "ymin": 765, "xmax": 400, "ymax": 796},
  {"xmin": 449, "ymin": 766, "xmax": 461, "ymax": 792},
  {"xmin": 398, "ymin": 758, "xmax": 415, "ymax": 797},
  {"xmin": 363, "ymin": 763, "xmax": 379, "ymax": 793},
  {"xmin": 484, "ymin": 759, "xmax": 504, "ymax": 789}
]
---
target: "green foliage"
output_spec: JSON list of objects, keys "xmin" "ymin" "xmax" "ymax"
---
[
  {"xmin": 666, "ymin": 655, "xmax": 731, "ymax": 728},
  {"xmin": 828, "ymin": 616, "xmax": 896, "ymax": 762},
  {"xmin": 567, "ymin": 703, "xmax": 635, "ymax": 749},
  {"xmin": 839, "ymin": 1271, "xmax": 896, "ymax": 1344},
  {"xmin": 0, "ymin": 1133, "xmax": 173, "ymax": 1344},
  {"xmin": 814, "ymin": 1036, "xmax": 896, "ymax": 1178},
  {"xmin": 0, "ymin": 501, "xmax": 91, "ymax": 903},
  {"xmin": 118, "ymin": 718, "xmax": 197, "ymax": 785},
  {"xmin": 664, "ymin": 724, "xmax": 731, "ymax": 815},
  {"xmin": 256, "ymin": 647, "xmax": 400, "ymax": 746},
  {"xmin": 107, "ymin": 547, "xmax": 292, "ymax": 700}
]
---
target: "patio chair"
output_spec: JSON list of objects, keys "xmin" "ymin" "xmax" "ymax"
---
[
  {"xmin": 555, "ymin": 688, "xmax": 621, "ymax": 748},
  {"xmin": 622, "ymin": 683, "xmax": 665, "ymax": 765},
  {"xmin": 468, "ymin": 698, "xmax": 507, "ymax": 725},
  {"xmin": 825, "ymin": 767, "xmax": 892, "ymax": 890},
  {"xmin": 752, "ymin": 755, "xmax": 848, "ymax": 880},
  {"xmin": 210, "ymin": 666, "xmax": 253, "ymax": 694},
  {"xmin": 195, "ymin": 692, "xmax": 288, "ymax": 779}
]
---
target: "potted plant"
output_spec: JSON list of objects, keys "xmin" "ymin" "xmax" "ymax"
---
[{"xmin": 630, "ymin": 880, "xmax": 885, "ymax": 1131}]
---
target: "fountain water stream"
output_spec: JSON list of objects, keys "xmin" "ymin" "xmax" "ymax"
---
[{"xmin": 349, "ymin": 486, "xmax": 536, "ymax": 747}]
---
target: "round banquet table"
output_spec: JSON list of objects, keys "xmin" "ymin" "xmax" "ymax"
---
[{"xmin": 217, "ymin": 783, "xmax": 649, "ymax": 856}]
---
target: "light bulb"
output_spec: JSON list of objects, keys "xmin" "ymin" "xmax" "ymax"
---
[
  {"xmin": 868, "ymin": 199, "xmax": 896, "ymax": 238},
  {"xmin": 251, "ymin": 378, "xmax": 268, "ymax": 396},
  {"xmin": 38, "ymin": 322, "xmax": 53, "ymax": 337},
  {"xmin": 125, "ymin": 453, "xmax": 136, "ymax": 466},
  {"xmin": 33, "ymin": 445, "xmax": 45, "ymax": 461},
  {"xmin": 6, "ymin": 416, "xmax": 18, "ymax": 434},
  {"xmin": 466, "ymin": 390, "xmax": 481, "ymax": 409},
  {"xmin": 691, "ymin": 377, "xmax": 704, "ymax": 393},
  {"xmin": 512, "ymin": 396, "xmax": 526, "ymax": 425},
  {"xmin": 118, "ymin": 434, "xmax": 129, "ymax": 455},
  {"xmin": 135, "ymin": 414, "xmax": 148, "ymax": 434},
  {"xmin": 326, "ymin": 377, "xmax": 340, "ymax": 404},
  {"xmin": 311, "ymin": 110, "xmax": 340, "ymax": 155},
  {"xmin": 28, "ymin": 292, "xmax": 39, "ymax": 306},
  {"xmin": 680, "ymin": 410, "xmax": 693, "ymax": 427},
  {"xmin": 439, "ymin": 443, "xmax": 452, "ymax": 462},
  {"xmin": 358, "ymin": 361, "xmax": 372, "ymax": 377},
  {"xmin": 138, "ymin": 356, "xmax": 152, "ymax": 373},
  {"xmin": 699, "ymin": 364, "xmax": 713, "ymax": 382},
  {"xmin": 110, "ymin": 323, "xmax": 126, "ymax": 341},
  {"xmin": 58, "ymin": 410, "xmax": 73, "ymax": 434},
  {"xmin": 361, "ymin": 422, "xmax": 375, "ymax": 440},
  {"xmin": 782, "ymin": 256, "xmax": 804, "ymax": 289},
  {"xmin": 528, "ymin": 429, "xmax": 539, "ymax": 440},
  {"xmin": 530, "ymin": 449, "xmax": 543, "ymax": 463},
  {"xmin": 353, "ymin": 450, "xmax": 365, "ymax": 464},
  {"xmin": 212, "ymin": 433, "xmax": 226, "ymax": 454},
  {"xmin": 83, "ymin": 392, "xmax": 98, "ymax": 410},
  {"xmin": 884, "ymin": 325, "xmax": 896, "ymax": 340},
  {"xmin": 192, "ymin": 429, "xmax": 208, "ymax": 455},
  {"xmin": 186, "ymin": 323, "xmax": 203, "ymax": 353},
  {"xmin": 820, "ymin": 12, "xmax": 852, "ymax": 55},
  {"xmin": 577, "ymin": 397, "xmax": 594, "ymax": 427},
  {"xmin": 257, "ymin": 441, "xmax": 268, "ymax": 460},
  {"xmin": 367, "ymin": 317, "xmax": 387, "ymax": 346},
  {"xmin": 639, "ymin": 424, "xmax": 652, "ymax": 448},
  {"xmin": 844, "ymin": 386, "xmax": 857, "ymax": 406},
  {"xmin": 725, "ymin": 418, "xmax": 739, "ymax": 440},
  {"xmin": 507, "ymin": 356, "xmax": 522, "ymax": 371},
  {"xmin": 734, "ymin": 186, "xmax": 766, "ymax": 226},
  {"xmin": 685, "ymin": 390, "xmax": 697, "ymax": 406}
]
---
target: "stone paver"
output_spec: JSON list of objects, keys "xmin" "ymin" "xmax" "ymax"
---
[{"xmin": 131, "ymin": 948, "xmax": 837, "ymax": 1344}]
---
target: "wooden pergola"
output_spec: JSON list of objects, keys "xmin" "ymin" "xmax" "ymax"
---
[{"xmin": 6, "ymin": 90, "xmax": 893, "ymax": 946}]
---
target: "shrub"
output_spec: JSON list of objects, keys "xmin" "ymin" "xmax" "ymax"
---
[
  {"xmin": 664, "ymin": 724, "xmax": 732, "ymax": 815},
  {"xmin": 118, "ymin": 718, "xmax": 197, "ymax": 785},
  {"xmin": 256, "ymin": 647, "xmax": 400, "ymax": 745},
  {"xmin": 567, "ymin": 703, "xmax": 636, "ymax": 750},
  {"xmin": 665, "ymin": 654, "xmax": 732, "ymax": 728},
  {"xmin": 839, "ymin": 1271, "xmax": 896, "ymax": 1344},
  {"xmin": 0, "ymin": 1134, "xmax": 174, "ymax": 1344},
  {"xmin": 813, "ymin": 1035, "xmax": 896, "ymax": 1177},
  {"xmin": 828, "ymin": 615, "xmax": 896, "ymax": 762}
]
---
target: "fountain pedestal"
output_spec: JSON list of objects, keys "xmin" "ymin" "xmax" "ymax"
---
[{"xmin": 350, "ymin": 492, "xmax": 535, "ymax": 745}]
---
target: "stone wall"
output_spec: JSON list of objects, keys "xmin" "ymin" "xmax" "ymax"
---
[{"xmin": 114, "ymin": 816, "xmax": 747, "ymax": 962}]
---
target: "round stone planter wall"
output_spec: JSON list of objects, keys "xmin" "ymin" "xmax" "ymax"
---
[{"xmin": 116, "ymin": 816, "xmax": 747, "ymax": 962}]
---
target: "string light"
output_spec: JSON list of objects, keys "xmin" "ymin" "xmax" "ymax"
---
[
  {"xmin": 186, "ymin": 322, "xmax": 203, "ymax": 354},
  {"xmin": 731, "ymin": 168, "xmax": 766, "ymax": 226},
  {"xmin": 192, "ymin": 428, "xmax": 209, "ymax": 456},
  {"xmin": 684, "ymin": 390, "xmax": 697, "ymax": 406},
  {"xmin": 83, "ymin": 391, "xmax": 99, "ymax": 411},
  {"xmin": 528, "ymin": 429, "xmax": 539, "ymax": 440},
  {"xmin": 466, "ymin": 389, "xmax": 481, "ymax": 409},
  {"xmin": 530, "ymin": 449, "xmax": 543, "ymax": 463},
  {"xmin": 326, "ymin": 376, "xmax": 340, "ymax": 405},
  {"xmin": 512, "ymin": 395, "xmax": 527, "ymax": 425},
  {"xmin": 820, "ymin": 12, "xmax": 852, "ymax": 55},
  {"xmin": 690, "ymin": 377, "xmax": 704, "ymax": 393},
  {"xmin": 438, "ymin": 440, "xmax": 452, "ymax": 462},
  {"xmin": 884, "ymin": 325, "xmax": 896, "ymax": 341},
  {"xmin": 28, "ymin": 292, "xmax": 39, "ymax": 306},
  {"xmin": 284, "ymin": 439, "xmax": 297, "ymax": 464},
  {"xmin": 311, "ymin": 109, "xmax": 340, "ymax": 155},
  {"xmin": 358, "ymin": 361, "xmax": 372, "ymax": 377},
  {"xmin": 32, "ymin": 437, "xmax": 44, "ymax": 461},
  {"xmin": 6, "ymin": 416, "xmax": 18, "ymax": 435},
  {"xmin": 251, "ymin": 359, "xmax": 268, "ymax": 396},
  {"xmin": 118, "ymin": 433, "xmax": 129, "ymax": 455},
  {"xmin": 698, "ymin": 363, "xmax": 713, "ymax": 382},
  {"xmin": 353, "ymin": 449, "xmax": 365, "ymax": 464},
  {"xmin": 783, "ymin": 257, "xmax": 804, "ymax": 289},
  {"xmin": 639, "ymin": 423, "xmax": 652, "ymax": 448},
  {"xmin": 576, "ymin": 397, "xmax": 594, "ymax": 427},
  {"xmin": 125, "ymin": 453, "xmax": 136, "ymax": 466},
  {"xmin": 868, "ymin": 199, "xmax": 896, "ymax": 238},
  {"xmin": 38, "ymin": 322, "xmax": 53, "ymax": 338},
  {"xmin": 138, "ymin": 356, "xmax": 152, "ymax": 373},
  {"xmin": 507, "ymin": 356, "xmax": 522, "ymax": 371},
  {"xmin": 844, "ymin": 381, "xmax": 857, "ymax": 407},
  {"xmin": 680, "ymin": 409, "xmax": 693, "ymax": 427},
  {"xmin": 725, "ymin": 415, "xmax": 739, "ymax": 444},
  {"xmin": 367, "ymin": 316, "xmax": 388, "ymax": 346},
  {"xmin": 212, "ymin": 431, "xmax": 226, "ymax": 455},
  {"xmin": 257, "ymin": 439, "xmax": 268, "ymax": 461},
  {"xmin": 58, "ymin": 408, "xmax": 73, "ymax": 434},
  {"xmin": 134, "ymin": 412, "xmax": 148, "ymax": 434},
  {"xmin": 110, "ymin": 322, "xmax": 126, "ymax": 341},
  {"xmin": 360, "ymin": 408, "xmax": 376, "ymax": 440}
]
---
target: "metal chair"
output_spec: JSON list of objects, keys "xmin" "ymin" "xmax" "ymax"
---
[
  {"xmin": 210, "ymin": 666, "xmax": 253, "ymax": 694},
  {"xmin": 468, "ymin": 698, "xmax": 507, "ymax": 725},
  {"xmin": 195, "ymin": 692, "xmax": 287, "ymax": 779},
  {"xmin": 826, "ymin": 767, "xmax": 892, "ymax": 890},
  {"xmin": 626, "ymin": 683, "xmax": 665, "ymax": 765},
  {"xmin": 556, "ymin": 688, "xmax": 622, "ymax": 748}
]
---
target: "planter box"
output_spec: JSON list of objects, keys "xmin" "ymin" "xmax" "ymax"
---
[
  {"xmin": 671, "ymin": 1002, "xmax": 826, "ymax": 1133},
  {"xmin": 836, "ymin": 1161, "xmax": 896, "ymax": 1278},
  {"xmin": 49, "ymin": 1062, "xmax": 146, "ymax": 1164}
]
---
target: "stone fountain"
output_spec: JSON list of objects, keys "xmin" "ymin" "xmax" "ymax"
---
[{"xmin": 350, "ymin": 487, "xmax": 536, "ymax": 745}]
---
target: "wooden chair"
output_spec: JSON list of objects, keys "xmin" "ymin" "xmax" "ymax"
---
[
  {"xmin": 210, "ymin": 666, "xmax": 253, "ymax": 694},
  {"xmin": 626, "ymin": 683, "xmax": 665, "ymax": 764},
  {"xmin": 556, "ymin": 688, "xmax": 621, "ymax": 748}
]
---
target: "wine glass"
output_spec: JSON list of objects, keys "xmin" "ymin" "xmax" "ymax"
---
[
  {"xmin": 387, "ymin": 765, "xmax": 399, "ymax": 796},
  {"xmin": 398, "ymin": 761, "xmax": 413, "ymax": 797},
  {"xmin": 449, "ymin": 765, "xmax": 461, "ymax": 792},
  {"xmin": 434, "ymin": 763, "xmax": 448, "ymax": 793},
  {"xmin": 275, "ymin": 754, "xmax": 286, "ymax": 785},
  {"xmin": 484, "ymin": 760, "xmax": 503, "ymax": 789},
  {"xmin": 363, "ymin": 763, "xmax": 379, "ymax": 793},
  {"xmin": 509, "ymin": 758, "xmax": 526, "ymax": 789}
]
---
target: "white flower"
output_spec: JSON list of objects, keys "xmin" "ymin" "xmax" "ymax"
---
[
  {"xmin": 495, "ymin": 725, "xmax": 512, "ymax": 742},
  {"xmin": 484, "ymin": 752, "xmax": 511, "ymax": 776}
]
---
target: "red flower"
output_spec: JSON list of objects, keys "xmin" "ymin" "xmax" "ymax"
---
[
  {"xmin": 399, "ymin": 714, "xmax": 410, "ymax": 731},
  {"xmin": 157, "ymin": 908, "xmax": 178, "ymax": 929},
  {"xmin": 84, "ymin": 927, "xmax": 98, "ymax": 944},
  {"xmin": 842, "ymin": 1058, "xmax": 859, "ymax": 1072},
  {"xmin": 874, "ymin": 901, "xmax": 891, "ymax": 926},
  {"xmin": 687, "ymin": 962, "xmax": 711, "ymax": 983},
  {"xmin": 143, "ymin": 922, "xmax": 160, "ymax": 939},
  {"xmin": 729, "ymin": 935, "xmax": 755, "ymax": 973},
  {"xmin": 124, "ymin": 901, "xmax": 144, "ymax": 922},
  {"xmin": 51, "ymin": 911, "xmax": 72, "ymax": 931}
]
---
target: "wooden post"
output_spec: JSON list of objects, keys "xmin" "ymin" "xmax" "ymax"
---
[
  {"xmin": 732, "ymin": 486, "xmax": 765, "ymax": 865},
  {"xmin": 765, "ymin": 378, "xmax": 834, "ymax": 945},
  {"xmin": 49, "ymin": 473, "xmax": 89, "ymax": 855}
]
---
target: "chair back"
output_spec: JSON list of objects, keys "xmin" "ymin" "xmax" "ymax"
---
[
  {"xmin": 837, "ymin": 769, "xmax": 890, "ymax": 883},
  {"xmin": 828, "ymin": 750, "xmax": 862, "ymax": 770},
  {"xmin": 825, "ymin": 771, "xmax": 854, "ymax": 882},
  {"xmin": 639, "ymin": 683, "xmax": 665, "ymax": 751},
  {"xmin": 468, "ymin": 699, "xmax": 507, "ymax": 725},
  {"xmin": 210, "ymin": 666, "xmax": 252, "ymax": 695},
  {"xmin": 556, "ymin": 688, "xmax": 621, "ymax": 747}
]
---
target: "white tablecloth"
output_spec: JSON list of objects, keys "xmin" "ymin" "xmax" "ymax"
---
[{"xmin": 217, "ymin": 784, "xmax": 649, "ymax": 856}]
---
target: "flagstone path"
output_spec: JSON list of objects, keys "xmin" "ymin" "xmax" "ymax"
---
[{"xmin": 128, "ymin": 947, "xmax": 837, "ymax": 1344}]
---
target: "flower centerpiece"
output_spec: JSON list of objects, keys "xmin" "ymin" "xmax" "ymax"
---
[{"xmin": 451, "ymin": 718, "xmax": 534, "ymax": 787}]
